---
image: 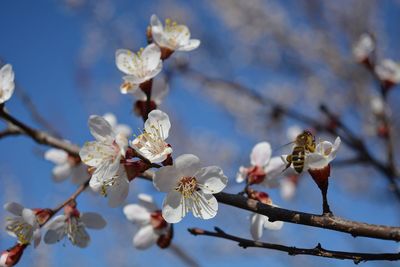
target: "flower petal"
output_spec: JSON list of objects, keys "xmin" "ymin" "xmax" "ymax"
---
[
  {"xmin": 44, "ymin": 216, "xmax": 67, "ymax": 244},
  {"xmin": 280, "ymin": 178, "xmax": 296, "ymax": 201},
  {"xmin": 141, "ymin": 44, "xmax": 162, "ymax": 72},
  {"xmin": 4, "ymin": 202, "xmax": 24, "ymax": 216},
  {"xmin": 262, "ymin": 156, "xmax": 286, "ymax": 187},
  {"xmin": 175, "ymin": 154, "xmax": 201, "ymax": 177},
  {"xmin": 123, "ymin": 204, "xmax": 151, "ymax": 225},
  {"xmin": 144, "ymin": 109, "xmax": 171, "ymax": 139},
  {"xmin": 138, "ymin": 193, "xmax": 157, "ymax": 211},
  {"xmin": 102, "ymin": 113, "xmax": 117, "ymax": 128},
  {"xmin": 22, "ymin": 209, "xmax": 37, "ymax": 226},
  {"xmin": 133, "ymin": 224, "xmax": 158, "ymax": 250},
  {"xmin": 107, "ymin": 173, "xmax": 129, "ymax": 207},
  {"xmin": 178, "ymin": 39, "xmax": 200, "ymax": 51},
  {"xmin": 236, "ymin": 166, "xmax": 247, "ymax": 183},
  {"xmin": 79, "ymin": 141, "xmax": 114, "ymax": 167},
  {"xmin": 70, "ymin": 223, "xmax": 90, "ymax": 248},
  {"xmin": 264, "ymin": 219, "xmax": 284, "ymax": 231},
  {"xmin": 33, "ymin": 228, "xmax": 41, "ymax": 248},
  {"xmin": 44, "ymin": 148, "xmax": 68, "ymax": 165},
  {"xmin": 70, "ymin": 164, "xmax": 90, "ymax": 184},
  {"xmin": 192, "ymin": 192, "xmax": 218, "ymax": 220},
  {"xmin": 0, "ymin": 64, "xmax": 15, "ymax": 104},
  {"xmin": 88, "ymin": 115, "xmax": 114, "ymax": 142},
  {"xmin": 196, "ymin": 166, "xmax": 228, "ymax": 194},
  {"xmin": 115, "ymin": 49, "xmax": 138, "ymax": 75},
  {"xmin": 81, "ymin": 212, "xmax": 107, "ymax": 229},
  {"xmin": 52, "ymin": 163, "xmax": 72, "ymax": 182},
  {"xmin": 306, "ymin": 153, "xmax": 328, "ymax": 170},
  {"xmin": 162, "ymin": 190, "xmax": 184, "ymax": 223},
  {"xmin": 153, "ymin": 165, "xmax": 180, "ymax": 192},
  {"xmin": 250, "ymin": 213, "xmax": 265, "ymax": 240},
  {"xmin": 250, "ymin": 142, "xmax": 272, "ymax": 167}
]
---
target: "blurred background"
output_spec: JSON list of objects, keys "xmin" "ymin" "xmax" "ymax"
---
[{"xmin": 1, "ymin": 0, "xmax": 400, "ymax": 266}]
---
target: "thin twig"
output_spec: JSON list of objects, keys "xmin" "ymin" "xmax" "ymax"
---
[{"xmin": 188, "ymin": 227, "xmax": 400, "ymax": 264}]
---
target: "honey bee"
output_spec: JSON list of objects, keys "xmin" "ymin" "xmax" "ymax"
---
[{"xmin": 285, "ymin": 130, "xmax": 316, "ymax": 173}]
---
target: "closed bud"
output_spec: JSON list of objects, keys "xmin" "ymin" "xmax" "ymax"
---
[{"xmin": 0, "ymin": 243, "xmax": 27, "ymax": 267}]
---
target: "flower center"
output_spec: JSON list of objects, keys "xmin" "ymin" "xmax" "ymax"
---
[
  {"xmin": 135, "ymin": 124, "xmax": 168, "ymax": 154},
  {"xmin": 175, "ymin": 176, "xmax": 197, "ymax": 198},
  {"xmin": 6, "ymin": 219, "xmax": 33, "ymax": 245}
]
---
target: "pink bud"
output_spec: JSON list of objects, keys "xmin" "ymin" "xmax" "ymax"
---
[{"xmin": 0, "ymin": 243, "xmax": 27, "ymax": 267}]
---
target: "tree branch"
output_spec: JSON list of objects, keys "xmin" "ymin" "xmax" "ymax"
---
[{"xmin": 188, "ymin": 227, "xmax": 400, "ymax": 264}]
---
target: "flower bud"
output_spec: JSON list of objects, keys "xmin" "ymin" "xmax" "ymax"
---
[{"xmin": 0, "ymin": 243, "xmax": 27, "ymax": 267}]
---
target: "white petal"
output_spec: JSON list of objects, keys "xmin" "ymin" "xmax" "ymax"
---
[
  {"xmin": 175, "ymin": 154, "xmax": 201, "ymax": 177},
  {"xmin": 115, "ymin": 133, "xmax": 128, "ymax": 157},
  {"xmin": 133, "ymin": 224, "xmax": 158, "ymax": 250},
  {"xmin": 141, "ymin": 44, "xmax": 162, "ymax": 72},
  {"xmin": 70, "ymin": 164, "xmax": 90, "ymax": 184},
  {"xmin": 236, "ymin": 166, "xmax": 247, "ymax": 183},
  {"xmin": 0, "ymin": 64, "xmax": 15, "ymax": 104},
  {"xmin": 45, "ymin": 215, "xmax": 66, "ymax": 231},
  {"xmin": 153, "ymin": 165, "xmax": 180, "ymax": 192},
  {"xmin": 144, "ymin": 109, "xmax": 171, "ymax": 139},
  {"xmin": 102, "ymin": 113, "xmax": 117, "ymax": 128},
  {"xmin": 192, "ymin": 192, "xmax": 218, "ymax": 220},
  {"xmin": 196, "ymin": 166, "xmax": 228, "ymax": 194},
  {"xmin": 123, "ymin": 204, "xmax": 151, "ymax": 225},
  {"xmin": 44, "ymin": 149, "xmax": 68, "ymax": 165},
  {"xmin": 151, "ymin": 77, "xmax": 169, "ymax": 105},
  {"xmin": 178, "ymin": 39, "xmax": 200, "ymax": 51},
  {"xmin": 88, "ymin": 115, "xmax": 114, "ymax": 142},
  {"xmin": 250, "ymin": 213, "xmax": 266, "ymax": 240},
  {"xmin": 280, "ymin": 178, "xmax": 296, "ymax": 200},
  {"xmin": 91, "ymin": 159, "xmax": 121, "ymax": 185},
  {"xmin": 306, "ymin": 153, "xmax": 328, "ymax": 170},
  {"xmin": 115, "ymin": 49, "xmax": 138, "ymax": 75},
  {"xmin": 262, "ymin": 157, "xmax": 286, "ymax": 187},
  {"xmin": 44, "ymin": 216, "xmax": 67, "ymax": 244},
  {"xmin": 22, "ymin": 209, "xmax": 37, "ymax": 226},
  {"xmin": 264, "ymin": 219, "xmax": 284, "ymax": 231},
  {"xmin": 81, "ymin": 212, "xmax": 107, "ymax": 229},
  {"xmin": 132, "ymin": 87, "xmax": 147, "ymax": 100},
  {"xmin": 107, "ymin": 173, "xmax": 129, "ymax": 207},
  {"xmin": 138, "ymin": 193, "xmax": 157, "ymax": 211},
  {"xmin": 4, "ymin": 202, "xmax": 24, "ymax": 216},
  {"xmin": 250, "ymin": 142, "xmax": 272, "ymax": 167},
  {"xmin": 115, "ymin": 124, "xmax": 132, "ymax": 137},
  {"xmin": 52, "ymin": 163, "xmax": 72, "ymax": 182},
  {"xmin": 33, "ymin": 228, "xmax": 41, "ymax": 248},
  {"xmin": 70, "ymin": 224, "xmax": 90, "ymax": 248},
  {"xmin": 162, "ymin": 190, "xmax": 184, "ymax": 223},
  {"xmin": 150, "ymin": 14, "xmax": 163, "ymax": 29}
]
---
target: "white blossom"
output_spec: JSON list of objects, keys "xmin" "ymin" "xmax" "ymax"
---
[
  {"xmin": 123, "ymin": 194, "xmax": 168, "ymax": 249},
  {"xmin": 4, "ymin": 202, "xmax": 41, "ymax": 248},
  {"xmin": 44, "ymin": 210, "xmax": 106, "ymax": 248},
  {"xmin": 280, "ymin": 176, "xmax": 297, "ymax": 201},
  {"xmin": 353, "ymin": 33, "xmax": 375, "ymax": 62},
  {"xmin": 236, "ymin": 142, "xmax": 287, "ymax": 187},
  {"xmin": 80, "ymin": 115, "xmax": 130, "ymax": 207},
  {"xmin": 0, "ymin": 64, "xmax": 15, "ymax": 104},
  {"xmin": 115, "ymin": 44, "xmax": 162, "ymax": 94},
  {"xmin": 130, "ymin": 109, "xmax": 172, "ymax": 163},
  {"xmin": 153, "ymin": 154, "xmax": 228, "ymax": 223},
  {"xmin": 306, "ymin": 137, "xmax": 341, "ymax": 170},
  {"xmin": 150, "ymin": 14, "xmax": 200, "ymax": 52},
  {"xmin": 375, "ymin": 59, "xmax": 400, "ymax": 84},
  {"xmin": 45, "ymin": 148, "xmax": 89, "ymax": 184}
]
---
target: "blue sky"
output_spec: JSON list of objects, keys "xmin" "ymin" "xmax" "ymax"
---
[{"xmin": 0, "ymin": 1, "xmax": 400, "ymax": 267}]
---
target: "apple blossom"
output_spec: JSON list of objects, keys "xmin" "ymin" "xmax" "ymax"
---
[
  {"xmin": 123, "ymin": 194, "xmax": 171, "ymax": 249},
  {"xmin": 153, "ymin": 154, "xmax": 228, "ymax": 223},
  {"xmin": 102, "ymin": 113, "xmax": 132, "ymax": 137},
  {"xmin": 44, "ymin": 148, "xmax": 89, "ymax": 184},
  {"xmin": 44, "ymin": 204, "xmax": 106, "ymax": 248},
  {"xmin": 130, "ymin": 109, "xmax": 172, "ymax": 164},
  {"xmin": 80, "ymin": 115, "xmax": 130, "ymax": 206},
  {"xmin": 4, "ymin": 202, "xmax": 41, "ymax": 248},
  {"xmin": 0, "ymin": 64, "xmax": 15, "ymax": 105},
  {"xmin": 236, "ymin": 142, "xmax": 288, "ymax": 186},
  {"xmin": 150, "ymin": 14, "xmax": 200, "ymax": 57},
  {"xmin": 306, "ymin": 137, "xmax": 341, "ymax": 171},
  {"xmin": 115, "ymin": 44, "xmax": 162, "ymax": 94},
  {"xmin": 353, "ymin": 33, "xmax": 375, "ymax": 63}
]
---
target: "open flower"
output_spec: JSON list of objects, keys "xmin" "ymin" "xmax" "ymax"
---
[
  {"xmin": 153, "ymin": 154, "xmax": 228, "ymax": 223},
  {"xmin": 0, "ymin": 64, "xmax": 15, "ymax": 104},
  {"xmin": 280, "ymin": 175, "xmax": 299, "ymax": 201},
  {"xmin": 236, "ymin": 142, "xmax": 287, "ymax": 186},
  {"xmin": 44, "ymin": 203, "xmax": 106, "ymax": 248},
  {"xmin": 246, "ymin": 190, "xmax": 283, "ymax": 240},
  {"xmin": 45, "ymin": 148, "xmax": 89, "ymax": 184},
  {"xmin": 4, "ymin": 202, "xmax": 41, "ymax": 248},
  {"xmin": 130, "ymin": 109, "xmax": 172, "ymax": 163},
  {"xmin": 80, "ymin": 115, "xmax": 130, "ymax": 206},
  {"xmin": 102, "ymin": 113, "xmax": 132, "ymax": 137},
  {"xmin": 150, "ymin": 14, "xmax": 200, "ymax": 56},
  {"xmin": 123, "ymin": 194, "xmax": 171, "ymax": 249},
  {"xmin": 133, "ymin": 77, "xmax": 169, "ymax": 117},
  {"xmin": 306, "ymin": 137, "xmax": 341, "ymax": 170},
  {"xmin": 115, "ymin": 44, "xmax": 162, "ymax": 94},
  {"xmin": 375, "ymin": 59, "xmax": 400, "ymax": 88},
  {"xmin": 353, "ymin": 33, "xmax": 375, "ymax": 63}
]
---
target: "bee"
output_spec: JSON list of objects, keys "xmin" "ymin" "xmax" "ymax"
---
[{"xmin": 285, "ymin": 130, "xmax": 316, "ymax": 173}]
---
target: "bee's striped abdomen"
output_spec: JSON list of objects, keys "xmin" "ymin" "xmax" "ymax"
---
[{"xmin": 292, "ymin": 146, "xmax": 305, "ymax": 173}]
